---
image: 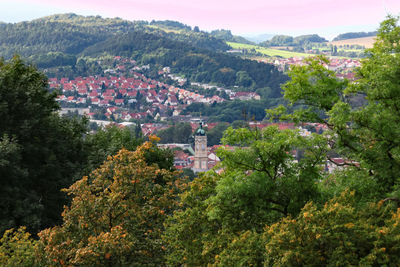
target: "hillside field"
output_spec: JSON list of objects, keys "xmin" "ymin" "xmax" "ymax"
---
[
  {"xmin": 227, "ymin": 41, "xmax": 313, "ymax": 58},
  {"xmin": 329, "ymin": 36, "xmax": 376, "ymax": 48}
]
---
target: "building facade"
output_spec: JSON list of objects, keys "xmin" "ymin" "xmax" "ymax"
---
[{"xmin": 193, "ymin": 122, "xmax": 208, "ymax": 172}]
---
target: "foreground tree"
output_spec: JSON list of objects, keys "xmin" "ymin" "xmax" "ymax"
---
[
  {"xmin": 0, "ymin": 56, "xmax": 88, "ymax": 233},
  {"xmin": 37, "ymin": 140, "xmax": 187, "ymax": 266},
  {"xmin": 164, "ymin": 173, "xmax": 220, "ymax": 266}
]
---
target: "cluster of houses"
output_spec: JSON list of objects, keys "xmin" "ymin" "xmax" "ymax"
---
[
  {"xmin": 263, "ymin": 57, "xmax": 360, "ymax": 80},
  {"xmin": 51, "ymin": 56, "xmax": 260, "ymax": 122}
]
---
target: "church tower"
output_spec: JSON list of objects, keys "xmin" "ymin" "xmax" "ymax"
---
[{"xmin": 193, "ymin": 122, "xmax": 208, "ymax": 172}]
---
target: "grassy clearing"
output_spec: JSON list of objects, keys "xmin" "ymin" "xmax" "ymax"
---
[
  {"xmin": 147, "ymin": 25, "xmax": 183, "ymax": 34},
  {"xmin": 227, "ymin": 42, "xmax": 314, "ymax": 58}
]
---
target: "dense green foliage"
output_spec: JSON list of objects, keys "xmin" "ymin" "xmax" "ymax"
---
[
  {"xmin": 28, "ymin": 52, "xmax": 77, "ymax": 69},
  {"xmin": 0, "ymin": 13, "xmax": 228, "ymax": 59},
  {"xmin": 0, "ymin": 57, "xmax": 88, "ymax": 233},
  {"xmin": 83, "ymin": 125, "xmax": 143, "ymax": 174},
  {"xmin": 333, "ymin": 31, "xmax": 377, "ymax": 41},
  {"xmin": 205, "ymin": 123, "xmax": 229, "ymax": 146}
]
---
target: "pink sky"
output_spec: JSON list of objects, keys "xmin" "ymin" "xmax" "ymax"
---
[{"xmin": 2, "ymin": 0, "xmax": 400, "ymax": 38}]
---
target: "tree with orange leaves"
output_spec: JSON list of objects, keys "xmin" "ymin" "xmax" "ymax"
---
[{"xmin": 36, "ymin": 140, "xmax": 187, "ymax": 266}]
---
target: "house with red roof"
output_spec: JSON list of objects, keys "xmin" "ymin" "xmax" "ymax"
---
[
  {"xmin": 89, "ymin": 91, "xmax": 100, "ymax": 98},
  {"xmin": 91, "ymin": 98, "xmax": 100, "ymax": 105},
  {"xmin": 115, "ymin": 99, "xmax": 124, "ymax": 105},
  {"xmin": 127, "ymin": 91, "xmax": 138, "ymax": 98},
  {"xmin": 78, "ymin": 89, "xmax": 88, "ymax": 96},
  {"xmin": 165, "ymin": 95, "xmax": 178, "ymax": 106},
  {"xmin": 174, "ymin": 150, "xmax": 192, "ymax": 168},
  {"xmin": 56, "ymin": 95, "xmax": 66, "ymax": 101}
]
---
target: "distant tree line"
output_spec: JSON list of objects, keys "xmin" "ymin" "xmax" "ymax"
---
[{"xmin": 333, "ymin": 31, "xmax": 377, "ymax": 41}]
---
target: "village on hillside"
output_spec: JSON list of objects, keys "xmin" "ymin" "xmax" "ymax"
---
[
  {"xmin": 51, "ymin": 55, "xmax": 359, "ymax": 174},
  {"xmin": 51, "ymin": 56, "xmax": 259, "ymax": 122}
]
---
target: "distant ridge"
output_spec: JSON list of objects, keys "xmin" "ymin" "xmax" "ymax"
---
[{"xmin": 242, "ymin": 33, "xmax": 275, "ymax": 44}]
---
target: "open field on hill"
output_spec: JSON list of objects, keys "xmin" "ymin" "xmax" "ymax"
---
[
  {"xmin": 329, "ymin": 36, "xmax": 376, "ymax": 48},
  {"xmin": 147, "ymin": 25, "xmax": 183, "ymax": 34},
  {"xmin": 227, "ymin": 42, "xmax": 313, "ymax": 58}
]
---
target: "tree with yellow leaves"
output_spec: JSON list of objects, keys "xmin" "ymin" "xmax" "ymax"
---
[
  {"xmin": 0, "ymin": 227, "xmax": 36, "ymax": 267},
  {"xmin": 264, "ymin": 191, "xmax": 400, "ymax": 266}
]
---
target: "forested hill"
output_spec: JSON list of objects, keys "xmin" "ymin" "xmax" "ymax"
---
[
  {"xmin": 0, "ymin": 13, "xmax": 229, "ymax": 58},
  {"xmin": 0, "ymin": 13, "xmax": 288, "ymax": 93}
]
